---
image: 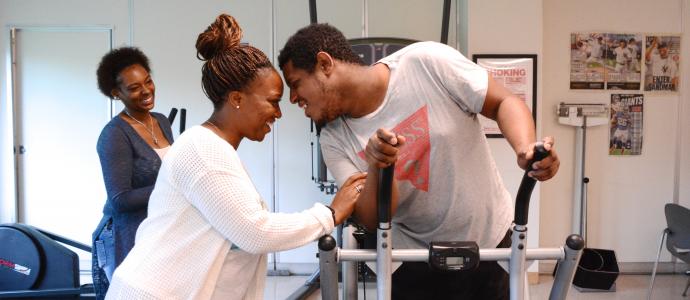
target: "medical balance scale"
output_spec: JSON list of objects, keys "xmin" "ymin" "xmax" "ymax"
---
[{"xmin": 557, "ymin": 103, "xmax": 619, "ymax": 292}]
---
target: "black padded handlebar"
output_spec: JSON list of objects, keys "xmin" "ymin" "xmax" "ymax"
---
[
  {"xmin": 167, "ymin": 108, "xmax": 178, "ymax": 124},
  {"xmin": 179, "ymin": 108, "xmax": 187, "ymax": 133},
  {"xmin": 514, "ymin": 143, "xmax": 550, "ymax": 226},
  {"xmin": 377, "ymin": 165, "xmax": 395, "ymax": 228}
]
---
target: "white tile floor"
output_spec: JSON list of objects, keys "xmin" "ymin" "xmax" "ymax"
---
[{"xmin": 264, "ymin": 274, "xmax": 689, "ymax": 300}]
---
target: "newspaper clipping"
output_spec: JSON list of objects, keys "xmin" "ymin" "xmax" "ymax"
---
[
  {"xmin": 644, "ymin": 35, "xmax": 681, "ymax": 91},
  {"xmin": 570, "ymin": 32, "xmax": 642, "ymax": 90},
  {"xmin": 609, "ymin": 94, "xmax": 643, "ymax": 155}
]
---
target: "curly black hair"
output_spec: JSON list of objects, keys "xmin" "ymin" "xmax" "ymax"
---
[
  {"xmin": 96, "ymin": 47, "xmax": 151, "ymax": 99},
  {"xmin": 278, "ymin": 23, "xmax": 364, "ymax": 73}
]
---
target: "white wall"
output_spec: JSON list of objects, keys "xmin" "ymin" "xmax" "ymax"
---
[
  {"xmin": 468, "ymin": 0, "xmax": 544, "ymax": 251},
  {"xmin": 131, "ymin": 0, "xmax": 280, "ymax": 209},
  {"xmin": 542, "ymin": 0, "xmax": 689, "ymax": 268},
  {"xmin": 0, "ymin": 0, "xmax": 130, "ymax": 225}
]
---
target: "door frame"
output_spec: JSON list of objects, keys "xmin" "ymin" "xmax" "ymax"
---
[{"xmin": 7, "ymin": 25, "xmax": 113, "ymax": 222}]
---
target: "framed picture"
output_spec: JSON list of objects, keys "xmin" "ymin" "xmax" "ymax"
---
[{"xmin": 472, "ymin": 54, "xmax": 537, "ymax": 138}]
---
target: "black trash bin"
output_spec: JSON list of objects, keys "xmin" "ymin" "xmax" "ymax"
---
[{"xmin": 573, "ymin": 248, "xmax": 619, "ymax": 291}]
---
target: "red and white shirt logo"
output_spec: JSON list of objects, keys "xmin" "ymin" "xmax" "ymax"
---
[{"xmin": 359, "ymin": 106, "xmax": 430, "ymax": 191}]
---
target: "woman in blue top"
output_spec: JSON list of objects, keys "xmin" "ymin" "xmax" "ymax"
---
[{"xmin": 92, "ymin": 47, "xmax": 174, "ymax": 300}]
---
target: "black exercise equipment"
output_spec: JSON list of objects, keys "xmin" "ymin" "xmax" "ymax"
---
[
  {"xmin": 167, "ymin": 107, "xmax": 187, "ymax": 135},
  {"xmin": 320, "ymin": 144, "xmax": 584, "ymax": 300},
  {"xmin": 179, "ymin": 108, "xmax": 187, "ymax": 134},
  {"xmin": 167, "ymin": 107, "xmax": 178, "ymax": 124},
  {"xmin": 0, "ymin": 223, "xmax": 94, "ymax": 299}
]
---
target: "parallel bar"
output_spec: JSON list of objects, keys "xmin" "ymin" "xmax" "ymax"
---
[
  {"xmin": 338, "ymin": 248, "xmax": 565, "ymax": 262},
  {"xmin": 318, "ymin": 235, "xmax": 338, "ymax": 299},
  {"xmin": 341, "ymin": 224, "xmax": 358, "ymax": 300},
  {"xmin": 376, "ymin": 227, "xmax": 392, "ymax": 300},
  {"xmin": 510, "ymin": 226, "xmax": 527, "ymax": 300},
  {"xmin": 376, "ymin": 166, "xmax": 394, "ymax": 300},
  {"xmin": 377, "ymin": 166, "xmax": 394, "ymax": 228},
  {"xmin": 550, "ymin": 234, "xmax": 584, "ymax": 300}
]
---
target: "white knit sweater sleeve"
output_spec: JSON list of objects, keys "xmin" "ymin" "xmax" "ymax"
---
[{"xmin": 170, "ymin": 130, "xmax": 335, "ymax": 254}]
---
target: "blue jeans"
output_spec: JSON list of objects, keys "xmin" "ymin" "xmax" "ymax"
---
[{"xmin": 92, "ymin": 219, "xmax": 115, "ymax": 300}]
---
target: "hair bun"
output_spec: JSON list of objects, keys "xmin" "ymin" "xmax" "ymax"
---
[{"xmin": 196, "ymin": 14, "xmax": 243, "ymax": 61}]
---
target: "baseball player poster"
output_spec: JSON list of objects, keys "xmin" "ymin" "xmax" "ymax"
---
[
  {"xmin": 570, "ymin": 32, "xmax": 606, "ymax": 89},
  {"xmin": 644, "ymin": 35, "xmax": 681, "ymax": 91},
  {"xmin": 609, "ymin": 94, "xmax": 644, "ymax": 155},
  {"xmin": 570, "ymin": 32, "xmax": 643, "ymax": 90},
  {"xmin": 605, "ymin": 33, "xmax": 643, "ymax": 90}
]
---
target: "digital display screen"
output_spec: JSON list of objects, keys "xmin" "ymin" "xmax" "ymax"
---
[{"xmin": 446, "ymin": 257, "xmax": 465, "ymax": 266}]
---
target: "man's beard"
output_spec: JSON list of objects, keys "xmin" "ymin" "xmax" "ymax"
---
[
  {"xmin": 313, "ymin": 106, "xmax": 341, "ymax": 127},
  {"xmin": 314, "ymin": 79, "xmax": 341, "ymax": 127}
]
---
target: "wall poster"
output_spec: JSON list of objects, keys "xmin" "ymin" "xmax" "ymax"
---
[
  {"xmin": 473, "ymin": 54, "xmax": 537, "ymax": 138},
  {"xmin": 609, "ymin": 94, "xmax": 644, "ymax": 155},
  {"xmin": 570, "ymin": 32, "xmax": 643, "ymax": 90},
  {"xmin": 644, "ymin": 35, "xmax": 681, "ymax": 92}
]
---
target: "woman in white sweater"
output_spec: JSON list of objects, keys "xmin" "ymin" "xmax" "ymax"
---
[{"xmin": 105, "ymin": 14, "xmax": 366, "ymax": 300}]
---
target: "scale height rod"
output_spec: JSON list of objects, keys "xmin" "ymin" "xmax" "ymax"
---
[
  {"xmin": 572, "ymin": 124, "xmax": 583, "ymax": 237},
  {"xmin": 580, "ymin": 116, "xmax": 588, "ymax": 245}
]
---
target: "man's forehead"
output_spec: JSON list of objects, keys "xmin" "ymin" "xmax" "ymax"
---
[
  {"xmin": 284, "ymin": 63, "xmax": 308, "ymax": 80},
  {"xmin": 282, "ymin": 62, "xmax": 296, "ymax": 76},
  {"xmin": 283, "ymin": 74, "xmax": 298, "ymax": 87}
]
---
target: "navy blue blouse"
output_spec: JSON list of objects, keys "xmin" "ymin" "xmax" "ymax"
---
[{"xmin": 94, "ymin": 111, "xmax": 174, "ymax": 266}]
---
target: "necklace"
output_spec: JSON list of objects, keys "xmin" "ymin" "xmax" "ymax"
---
[
  {"xmin": 204, "ymin": 120, "xmax": 222, "ymax": 132},
  {"xmin": 125, "ymin": 110, "xmax": 159, "ymax": 146}
]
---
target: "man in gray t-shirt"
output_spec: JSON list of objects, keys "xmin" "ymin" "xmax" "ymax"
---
[{"xmin": 279, "ymin": 24, "xmax": 560, "ymax": 299}]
